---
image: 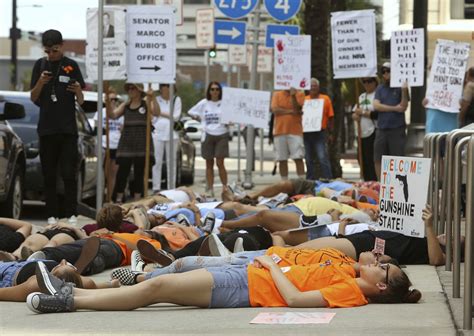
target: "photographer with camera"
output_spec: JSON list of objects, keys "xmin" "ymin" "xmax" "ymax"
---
[{"xmin": 30, "ymin": 29, "xmax": 85, "ymax": 223}]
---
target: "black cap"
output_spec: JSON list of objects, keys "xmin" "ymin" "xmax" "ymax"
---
[{"xmin": 42, "ymin": 29, "xmax": 63, "ymax": 47}]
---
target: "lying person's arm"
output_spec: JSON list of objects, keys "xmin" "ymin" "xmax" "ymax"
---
[
  {"xmin": 48, "ymin": 222, "xmax": 88, "ymax": 239},
  {"xmin": 0, "ymin": 218, "xmax": 32, "ymax": 238},
  {"xmin": 166, "ymin": 222, "xmax": 200, "ymax": 241},
  {"xmin": 254, "ymin": 255, "xmax": 328, "ymax": 308}
]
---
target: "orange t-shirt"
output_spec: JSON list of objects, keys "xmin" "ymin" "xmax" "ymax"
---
[
  {"xmin": 304, "ymin": 94, "xmax": 334, "ymax": 130},
  {"xmin": 265, "ymin": 246, "xmax": 356, "ymax": 267},
  {"xmin": 151, "ymin": 226, "xmax": 196, "ymax": 251},
  {"xmin": 102, "ymin": 233, "xmax": 162, "ymax": 266},
  {"xmin": 271, "ymin": 90, "xmax": 305, "ymax": 136},
  {"xmin": 247, "ymin": 259, "xmax": 367, "ymax": 308}
]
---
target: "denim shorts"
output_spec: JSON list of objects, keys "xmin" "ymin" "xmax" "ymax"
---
[
  {"xmin": 207, "ymin": 265, "xmax": 250, "ymax": 308},
  {"xmin": 307, "ymin": 225, "xmax": 333, "ymax": 241}
]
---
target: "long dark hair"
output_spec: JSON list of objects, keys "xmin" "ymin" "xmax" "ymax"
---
[
  {"xmin": 206, "ymin": 81, "xmax": 222, "ymax": 100},
  {"xmin": 369, "ymin": 269, "xmax": 421, "ymax": 304}
]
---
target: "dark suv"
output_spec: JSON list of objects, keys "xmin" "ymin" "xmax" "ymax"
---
[
  {"xmin": 0, "ymin": 91, "xmax": 97, "ymax": 203},
  {"xmin": 0, "ymin": 97, "xmax": 26, "ymax": 219}
]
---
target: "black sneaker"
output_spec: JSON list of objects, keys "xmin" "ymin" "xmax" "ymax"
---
[
  {"xmin": 201, "ymin": 212, "xmax": 216, "ymax": 234},
  {"xmin": 137, "ymin": 239, "xmax": 174, "ymax": 267},
  {"xmin": 111, "ymin": 268, "xmax": 141, "ymax": 286},
  {"xmin": 27, "ymin": 292, "xmax": 74, "ymax": 314},
  {"xmin": 299, "ymin": 215, "xmax": 319, "ymax": 228},
  {"xmin": 35, "ymin": 261, "xmax": 74, "ymax": 296},
  {"xmin": 176, "ymin": 213, "xmax": 191, "ymax": 227}
]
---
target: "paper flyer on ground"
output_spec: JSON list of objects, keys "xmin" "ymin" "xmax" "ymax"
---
[{"xmin": 250, "ymin": 312, "xmax": 336, "ymax": 324}]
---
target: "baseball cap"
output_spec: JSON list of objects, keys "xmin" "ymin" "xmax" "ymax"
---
[
  {"xmin": 381, "ymin": 62, "xmax": 391, "ymax": 69},
  {"xmin": 42, "ymin": 29, "xmax": 63, "ymax": 47}
]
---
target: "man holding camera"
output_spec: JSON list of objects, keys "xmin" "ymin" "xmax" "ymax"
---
[{"xmin": 30, "ymin": 29, "xmax": 85, "ymax": 222}]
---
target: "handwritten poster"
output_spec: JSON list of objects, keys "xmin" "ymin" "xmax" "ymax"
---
[
  {"xmin": 302, "ymin": 99, "xmax": 324, "ymax": 132},
  {"xmin": 390, "ymin": 28, "xmax": 425, "ymax": 87},
  {"xmin": 331, "ymin": 9, "xmax": 377, "ymax": 79},
  {"xmin": 250, "ymin": 312, "xmax": 336, "ymax": 325},
  {"xmin": 379, "ymin": 156, "xmax": 431, "ymax": 237},
  {"xmin": 86, "ymin": 6, "xmax": 127, "ymax": 81},
  {"xmin": 274, "ymin": 35, "xmax": 311, "ymax": 90},
  {"xmin": 426, "ymin": 39, "xmax": 470, "ymax": 113},
  {"xmin": 221, "ymin": 87, "xmax": 270, "ymax": 128}
]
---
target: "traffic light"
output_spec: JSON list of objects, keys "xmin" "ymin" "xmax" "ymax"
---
[{"xmin": 208, "ymin": 46, "xmax": 217, "ymax": 59}]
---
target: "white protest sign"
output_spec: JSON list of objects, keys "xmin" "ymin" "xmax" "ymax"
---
[
  {"xmin": 331, "ymin": 10, "xmax": 377, "ymax": 79},
  {"xmin": 127, "ymin": 6, "xmax": 176, "ymax": 83},
  {"xmin": 221, "ymin": 87, "xmax": 270, "ymax": 129},
  {"xmin": 390, "ymin": 28, "xmax": 425, "ymax": 87},
  {"xmin": 229, "ymin": 44, "xmax": 247, "ymax": 65},
  {"xmin": 86, "ymin": 7, "xmax": 127, "ymax": 81},
  {"xmin": 196, "ymin": 8, "xmax": 214, "ymax": 48},
  {"xmin": 426, "ymin": 39, "xmax": 470, "ymax": 113},
  {"xmin": 274, "ymin": 35, "xmax": 311, "ymax": 90},
  {"xmin": 302, "ymin": 99, "xmax": 324, "ymax": 132},
  {"xmin": 155, "ymin": 0, "xmax": 183, "ymax": 25},
  {"xmin": 378, "ymin": 155, "xmax": 431, "ymax": 238}
]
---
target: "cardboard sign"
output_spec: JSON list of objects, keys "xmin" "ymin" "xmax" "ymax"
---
[
  {"xmin": 302, "ymin": 99, "xmax": 324, "ymax": 132},
  {"xmin": 274, "ymin": 35, "xmax": 311, "ymax": 90},
  {"xmin": 426, "ymin": 39, "xmax": 470, "ymax": 113},
  {"xmin": 221, "ymin": 87, "xmax": 270, "ymax": 128},
  {"xmin": 250, "ymin": 312, "xmax": 336, "ymax": 325},
  {"xmin": 390, "ymin": 28, "xmax": 425, "ymax": 87},
  {"xmin": 331, "ymin": 10, "xmax": 377, "ymax": 79},
  {"xmin": 126, "ymin": 6, "xmax": 176, "ymax": 83},
  {"xmin": 86, "ymin": 6, "xmax": 127, "ymax": 81},
  {"xmin": 378, "ymin": 156, "xmax": 431, "ymax": 237}
]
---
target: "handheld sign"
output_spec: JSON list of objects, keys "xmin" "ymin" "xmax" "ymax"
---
[
  {"xmin": 126, "ymin": 6, "xmax": 176, "ymax": 83},
  {"xmin": 220, "ymin": 87, "xmax": 270, "ymax": 129},
  {"xmin": 390, "ymin": 28, "xmax": 425, "ymax": 87},
  {"xmin": 274, "ymin": 35, "xmax": 311, "ymax": 90},
  {"xmin": 264, "ymin": 0, "xmax": 302, "ymax": 22},
  {"xmin": 373, "ymin": 237, "xmax": 385, "ymax": 255},
  {"xmin": 214, "ymin": 0, "xmax": 258, "ymax": 19},
  {"xmin": 378, "ymin": 156, "xmax": 431, "ymax": 237},
  {"xmin": 426, "ymin": 39, "xmax": 470, "ymax": 113},
  {"xmin": 86, "ymin": 6, "xmax": 127, "ymax": 81},
  {"xmin": 302, "ymin": 99, "xmax": 324, "ymax": 132},
  {"xmin": 331, "ymin": 10, "xmax": 377, "ymax": 79}
]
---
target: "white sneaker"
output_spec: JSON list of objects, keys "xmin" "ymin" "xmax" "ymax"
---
[
  {"xmin": 27, "ymin": 251, "xmax": 46, "ymax": 261},
  {"xmin": 67, "ymin": 215, "xmax": 77, "ymax": 226},
  {"xmin": 47, "ymin": 217, "xmax": 57, "ymax": 225},
  {"xmin": 200, "ymin": 212, "xmax": 216, "ymax": 234},
  {"xmin": 208, "ymin": 233, "xmax": 232, "ymax": 257},
  {"xmin": 131, "ymin": 250, "xmax": 145, "ymax": 272}
]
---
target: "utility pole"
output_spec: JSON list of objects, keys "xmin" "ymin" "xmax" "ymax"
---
[{"xmin": 10, "ymin": 0, "xmax": 18, "ymax": 90}]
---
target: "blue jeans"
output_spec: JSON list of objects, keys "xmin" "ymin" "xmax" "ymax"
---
[{"xmin": 303, "ymin": 130, "xmax": 332, "ymax": 180}]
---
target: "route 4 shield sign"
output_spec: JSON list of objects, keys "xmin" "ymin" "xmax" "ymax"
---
[{"xmin": 126, "ymin": 6, "xmax": 176, "ymax": 83}]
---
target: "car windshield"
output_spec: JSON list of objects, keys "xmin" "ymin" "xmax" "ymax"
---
[{"xmin": 0, "ymin": 96, "xmax": 39, "ymax": 124}]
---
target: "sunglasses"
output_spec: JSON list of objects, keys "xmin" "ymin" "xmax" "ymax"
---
[
  {"xmin": 210, "ymin": 87, "xmax": 220, "ymax": 91},
  {"xmin": 381, "ymin": 68, "xmax": 390, "ymax": 74},
  {"xmin": 44, "ymin": 47, "xmax": 60, "ymax": 54},
  {"xmin": 379, "ymin": 263, "xmax": 390, "ymax": 284},
  {"xmin": 362, "ymin": 79, "xmax": 375, "ymax": 84}
]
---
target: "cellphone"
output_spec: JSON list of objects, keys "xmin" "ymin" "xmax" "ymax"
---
[
  {"xmin": 44, "ymin": 71, "xmax": 52, "ymax": 76},
  {"xmin": 68, "ymin": 78, "xmax": 77, "ymax": 85}
]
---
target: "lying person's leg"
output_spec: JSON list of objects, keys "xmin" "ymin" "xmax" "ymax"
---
[
  {"xmin": 0, "ymin": 276, "xmax": 39, "ymax": 301},
  {"xmin": 247, "ymin": 180, "xmax": 295, "ymax": 199},
  {"xmin": 221, "ymin": 209, "xmax": 300, "ymax": 232}
]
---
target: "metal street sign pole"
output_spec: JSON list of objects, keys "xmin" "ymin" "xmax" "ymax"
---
[
  {"xmin": 168, "ymin": 84, "xmax": 176, "ymax": 189},
  {"xmin": 205, "ymin": 50, "xmax": 210, "ymax": 91},
  {"xmin": 96, "ymin": 0, "xmax": 105, "ymax": 212}
]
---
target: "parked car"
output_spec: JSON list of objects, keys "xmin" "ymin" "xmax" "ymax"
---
[
  {"xmin": 0, "ymin": 91, "xmax": 98, "ymax": 203},
  {"xmin": 0, "ymin": 96, "xmax": 26, "ymax": 219},
  {"xmin": 183, "ymin": 119, "xmax": 202, "ymax": 141}
]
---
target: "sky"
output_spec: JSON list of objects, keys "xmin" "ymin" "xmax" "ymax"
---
[{"xmin": 0, "ymin": 0, "xmax": 99, "ymax": 39}]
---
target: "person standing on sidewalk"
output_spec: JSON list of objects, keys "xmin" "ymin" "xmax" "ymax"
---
[
  {"xmin": 303, "ymin": 78, "xmax": 334, "ymax": 180},
  {"xmin": 151, "ymin": 84, "xmax": 182, "ymax": 193},
  {"xmin": 30, "ymin": 29, "xmax": 85, "ymax": 222},
  {"xmin": 270, "ymin": 88, "xmax": 306, "ymax": 181},
  {"xmin": 188, "ymin": 82, "xmax": 229, "ymax": 197},
  {"xmin": 373, "ymin": 62, "xmax": 409, "ymax": 179}
]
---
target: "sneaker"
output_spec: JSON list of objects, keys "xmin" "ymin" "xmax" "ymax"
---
[
  {"xmin": 176, "ymin": 213, "xmax": 191, "ymax": 227},
  {"xmin": 35, "ymin": 261, "xmax": 74, "ymax": 296},
  {"xmin": 74, "ymin": 236, "xmax": 100, "ymax": 275},
  {"xmin": 208, "ymin": 233, "xmax": 231, "ymax": 257},
  {"xmin": 47, "ymin": 217, "xmax": 58, "ymax": 225},
  {"xmin": 27, "ymin": 251, "xmax": 46, "ymax": 261},
  {"xmin": 137, "ymin": 239, "xmax": 174, "ymax": 267},
  {"xmin": 197, "ymin": 235, "xmax": 211, "ymax": 256},
  {"xmin": 131, "ymin": 250, "xmax": 146, "ymax": 272},
  {"xmin": 67, "ymin": 215, "xmax": 77, "ymax": 226},
  {"xmin": 200, "ymin": 212, "xmax": 216, "ymax": 234},
  {"xmin": 299, "ymin": 215, "xmax": 319, "ymax": 228},
  {"xmin": 233, "ymin": 237, "xmax": 244, "ymax": 253},
  {"xmin": 111, "ymin": 268, "xmax": 141, "ymax": 286},
  {"xmin": 27, "ymin": 292, "xmax": 75, "ymax": 314}
]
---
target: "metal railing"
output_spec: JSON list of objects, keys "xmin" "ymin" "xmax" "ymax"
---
[{"xmin": 464, "ymin": 135, "xmax": 474, "ymax": 330}]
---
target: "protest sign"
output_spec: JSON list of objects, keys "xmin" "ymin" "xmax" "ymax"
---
[
  {"xmin": 250, "ymin": 312, "xmax": 336, "ymax": 325},
  {"xmin": 302, "ymin": 99, "xmax": 324, "ymax": 132},
  {"xmin": 221, "ymin": 87, "xmax": 270, "ymax": 128},
  {"xmin": 378, "ymin": 156, "xmax": 431, "ymax": 237},
  {"xmin": 274, "ymin": 35, "xmax": 311, "ymax": 90},
  {"xmin": 426, "ymin": 39, "xmax": 470, "ymax": 113},
  {"xmin": 331, "ymin": 10, "xmax": 377, "ymax": 79},
  {"xmin": 126, "ymin": 6, "xmax": 176, "ymax": 83},
  {"xmin": 86, "ymin": 7, "xmax": 127, "ymax": 81},
  {"xmin": 390, "ymin": 28, "xmax": 425, "ymax": 87}
]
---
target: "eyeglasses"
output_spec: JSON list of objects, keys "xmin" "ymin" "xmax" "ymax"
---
[
  {"xmin": 381, "ymin": 68, "xmax": 390, "ymax": 74},
  {"xmin": 379, "ymin": 263, "xmax": 390, "ymax": 284},
  {"xmin": 362, "ymin": 79, "xmax": 375, "ymax": 84},
  {"xmin": 210, "ymin": 87, "xmax": 220, "ymax": 91},
  {"xmin": 44, "ymin": 47, "xmax": 60, "ymax": 54}
]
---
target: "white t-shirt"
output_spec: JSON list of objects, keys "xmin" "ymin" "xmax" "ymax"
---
[
  {"xmin": 158, "ymin": 189, "xmax": 191, "ymax": 203},
  {"xmin": 152, "ymin": 95, "xmax": 182, "ymax": 141},
  {"xmin": 188, "ymin": 99, "xmax": 228, "ymax": 136},
  {"xmin": 353, "ymin": 92, "xmax": 376, "ymax": 138},
  {"xmin": 326, "ymin": 223, "xmax": 375, "ymax": 236},
  {"xmin": 93, "ymin": 109, "xmax": 124, "ymax": 149}
]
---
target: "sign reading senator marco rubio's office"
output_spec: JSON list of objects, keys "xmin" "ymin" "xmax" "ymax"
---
[{"xmin": 126, "ymin": 6, "xmax": 176, "ymax": 83}]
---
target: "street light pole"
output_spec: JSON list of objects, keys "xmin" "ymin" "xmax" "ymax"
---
[{"xmin": 10, "ymin": 0, "xmax": 18, "ymax": 90}]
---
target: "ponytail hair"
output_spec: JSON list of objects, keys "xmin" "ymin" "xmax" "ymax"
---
[{"xmin": 369, "ymin": 269, "xmax": 422, "ymax": 304}]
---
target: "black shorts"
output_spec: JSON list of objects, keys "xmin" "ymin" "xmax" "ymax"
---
[
  {"xmin": 290, "ymin": 178, "xmax": 316, "ymax": 195},
  {"xmin": 39, "ymin": 229, "xmax": 79, "ymax": 241},
  {"xmin": 105, "ymin": 149, "xmax": 117, "ymax": 160},
  {"xmin": 344, "ymin": 231, "xmax": 376, "ymax": 258}
]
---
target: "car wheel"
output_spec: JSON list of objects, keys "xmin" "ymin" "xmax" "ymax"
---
[{"xmin": 0, "ymin": 167, "xmax": 23, "ymax": 219}]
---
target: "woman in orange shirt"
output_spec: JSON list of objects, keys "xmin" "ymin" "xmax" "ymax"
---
[{"xmin": 27, "ymin": 248, "xmax": 420, "ymax": 313}]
